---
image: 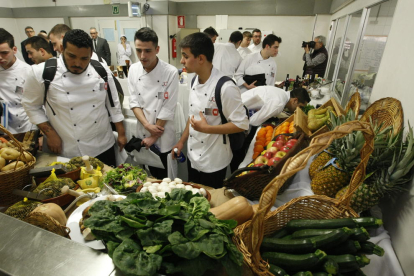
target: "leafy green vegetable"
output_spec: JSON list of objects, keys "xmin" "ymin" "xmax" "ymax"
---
[
  {"xmin": 84, "ymin": 189, "xmax": 243, "ymax": 276},
  {"xmin": 100, "ymin": 163, "xmax": 147, "ymax": 194},
  {"xmin": 302, "ymin": 104, "xmax": 316, "ymax": 115}
]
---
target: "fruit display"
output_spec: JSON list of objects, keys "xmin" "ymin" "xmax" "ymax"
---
[
  {"xmin": 0, "ymin": 147, "xmax": 34, "ymax": 172},
  {"xmin": 274, "ymin": 120, "xmax": 296, "ymax": 137},
  {"xmin": 253, "ymin": 125, "xmax": 275, "ymax": 160},
  {"xmin": 307, "ymin": 106, "xmax": 336, "ymax": 131},
  {"xmin": 260, "ymin": 217, "xmax": 384, "ymax": 275},
  {"xmin": 252, "ymin": 135, "xmax": 298, "ymax": 167},
  {"xmin": 81, "ymin": 189, "xmax": 244, "ymax": 276}
]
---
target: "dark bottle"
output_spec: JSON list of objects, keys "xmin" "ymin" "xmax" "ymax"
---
[
  {"xmin": 284, "ymin": 74, "xmax": 290, "ymax": 91},
  {"xmin": 174, "ymin": 148, "xmax": 186, "ymax": 163}
]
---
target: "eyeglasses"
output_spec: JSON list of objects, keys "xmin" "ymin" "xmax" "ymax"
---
[
  {"xmin": 25, "ymin": 30, "xmax": 34, "ymax": 33},
  {"xmin": 90, "ymin": 32, "xmax": 97, "ymax": 35},
  {"xmin": 253, "ymin": 35, "xmax": 261, "ymax": 38}
]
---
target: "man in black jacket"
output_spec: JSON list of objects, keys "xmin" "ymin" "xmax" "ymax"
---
[
  {"xmin": 303, "ymin": 35, "xmax": 328, "ymax": 78},
  {"xmin": 21, "ymin": 26, "xmax": 35, "ymax": 65},
  {"xmin": 90, "ymin": 27, "xmax": 111, "ymax": 65}
]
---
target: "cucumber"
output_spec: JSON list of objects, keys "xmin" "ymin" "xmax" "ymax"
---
[
  {"xmin": 292, "ymin": 272, "xmax": 313, "ymax": 276},
  {"xmin": 292, "ymin": 227, "xmax": 370, "ymax": 242},
  {"xmin": 309, "ymin": 227, "xmax": 352, "ymax": 249},
  {"xmin": 358, "ymin": 241, "xmax": 385, "ymax": 256},
  {"xmin": 325, "ymin": 240, "xmax": 361, "ymax": 255},
  {"xmin": 286, "ymin": 218, "xmax": 357, "ymax": 231},
  {"xmin": 262, "ymin": 250, "xmax": 327, "ymax": 272},
  {"xmin": 351, "ymin": 217, "xmax": 383, "ymax": 229},
  {"xmin": 268, "ymin": 228, "xmax": 291, "ymax": 239},
  {"xmin": 327, "ymin": 254, "xmax": 369, "ymax": 273},
  {"xmin": 269, "ymin": 264, "xmax": 289, "ymax": 276},
  {"xmin": 261, "ymin": 236, "xmax": 314, "ymax": 253},
  {"xmin": 322, "ymin": 258, "xmax": 339, "ymax": 274}
]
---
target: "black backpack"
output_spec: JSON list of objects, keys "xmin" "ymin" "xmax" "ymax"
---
[
  {"xmin": 191, "ymin": 75, "xmax": 249, "ymax": 151},
  {"xmin": 42, "ymin": 57, "xmax": 124, "ymax": 115}
]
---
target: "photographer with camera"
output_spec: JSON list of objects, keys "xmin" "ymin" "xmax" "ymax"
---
[{"xmin": 302, "ymin": 35, "xmax": 328, "ymax": 78}]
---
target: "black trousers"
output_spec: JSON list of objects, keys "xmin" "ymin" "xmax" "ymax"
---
[
  {"xmin": 187, "ymin": 158, "xmax": 227, "ymax": 189},
  {"xmin": 96, "ymin": 144, "xmax": 116, "ymax": 167},
  {"xmin": 122, "ymin": 66, "xmax": 128, "ymax": 78},
  {"xmin": 148, "ymin": 151, "xmax": 169, "ymax": 180},
  {"xmin": 230, "ymin": 125, "xmax": 258, "ymax": 173}
]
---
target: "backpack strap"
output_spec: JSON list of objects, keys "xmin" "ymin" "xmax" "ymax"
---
[
  {"xmin": 42, "ymin": 58, "xmax": 58, "ymax": 115},
  {"xmin": 214, "ymin": 76, "xmax": 236, "ymax": 145},
  {"xmin": 191, "ymin": 75, "xmax": 197, "ymax": 89},
  {"xmin": 90, "ymin": 59, "xmax": 115, "ymax": 107}
]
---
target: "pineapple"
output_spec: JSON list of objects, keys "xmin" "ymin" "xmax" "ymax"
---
[
  {"xmin": 309, "ymin": 151, "xmax": 332, "ymax": 179},
  {"xmin": 336, "ymin": 126, "xmax": 414, "ymax": 213}
]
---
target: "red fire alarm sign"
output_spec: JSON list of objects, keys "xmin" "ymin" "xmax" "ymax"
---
[{"xmin": 178, "ymin": 16, "xmax": 185, "ymax": 28}]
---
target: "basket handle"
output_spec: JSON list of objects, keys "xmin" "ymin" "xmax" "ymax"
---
[
  {"xmin": 345, "ymin": 91, "xmax": 361, "ymax": 117},
  {"xmin": 248, "ymin": 120, "xmax": 374, "ymax": 264}
]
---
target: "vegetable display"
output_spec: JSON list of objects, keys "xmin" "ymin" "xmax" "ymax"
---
[
  {"xmin": 83, "ymin": 189, "xmax": 244, "ymax": 276},
  {"xmin": 260, "ymin": 217, "xmax": 384, "ymax": 275},
  {"xmin": 100, "ymin": 163, "xmax": 147, "ymax": 194}
]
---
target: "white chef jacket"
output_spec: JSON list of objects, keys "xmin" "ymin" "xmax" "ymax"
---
[
  {"xmin": 128, "ymin": 59, "xmax": 179, "ymax": 153},
  {"xmin": 212, "ymin": 43, "xmax": 242, "ymax": 78},
  {"xmin": 237, "ymin": 46, "xmax": 252, "ymax": 59},
  {"xmin": 0, "ymin": 58, "xmax": 33, "ymax": 134},
  {"xmin": 234, "ymin": 51, "xmax": 277, "ymax": 93},
  {"xmin": 188, "ymin": 67, "xmax": 249, "ymax": 173},
  {"xmin": 248, "ymin": 43, "xmax": 262, "ymax": 54},
  {"xmin": 117, "ymin": 43, "xmax": 132, "ymax": 66},
  {"xmin": 241, "ymin": 86, "xmax": 290, "ymax": 126},
  {"xmin": 22, "ymin": 55, "xmax": 124, "ymax": 158}
]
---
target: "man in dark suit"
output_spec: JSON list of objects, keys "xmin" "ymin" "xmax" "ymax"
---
[
  {"xmin": 21, "ymin": 26, "xmax": 35, "ymax": 65},
  {"xmin": 90, "ymin": 27, "xmax": 111, "ymax": 65}
]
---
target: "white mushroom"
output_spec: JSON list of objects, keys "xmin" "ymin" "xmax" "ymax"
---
[
  {"xmin": 174, "ymin": 178, "xmax": 183, "ymax": 184},
  {"xmin": 162, "ymin": 178, "xmax": 172, "ymax": 183}
]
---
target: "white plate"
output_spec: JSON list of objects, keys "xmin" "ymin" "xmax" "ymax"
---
[{"xmin": 66, "ymin": 195, "xmax": 126, "ymax": 250}]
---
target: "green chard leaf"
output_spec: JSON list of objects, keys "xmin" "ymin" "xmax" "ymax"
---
[{"xmin": 172, "ymin": 241, "xmax": 201, "ymax": 259}]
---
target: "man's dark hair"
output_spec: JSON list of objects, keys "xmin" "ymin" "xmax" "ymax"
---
[
  {"xmin": 179, "ymin": 32, "xmax": 214, "ymax": 63},
  {"xmin": 40, "ymin": 30, "xmax": 47, "ymax": 34},
  {"xmin": 203, "ymin": 27, "xmax": 218, "ymax": 38},
  {"xmin": 25, "ymin": 26, "xmax": 34, "ymax": 31},
  {"xmin": 290, "ymin": 88, "xmax": 311, "ymax": 104},
  {"xmin": 25, "ymin": 36, "xmax": 53, "ymax": 54},
  {"xmin": 252, "ymin": 29, "xmax": 261, "ymax": 35},
  {"xmin": 63, "ymin": 29, "xmax": 92, "ymax": 50},
  {"xmin": 229, "ymin": 31, "xmax": 243, "ymax": 44},
  {"xmin": 263, "ymin": 34, "xmax": 282, "ymax": 49},
  {"xmin": 0, "ymin": 28, "xmax": 15, "ymax": 48},
  {"xmin": 48, "ymin": 24, "xmax": 71, "ymax": 38},
  {"xmin": 134, "ymin": 27, "xmax": 158, "ymax": 47}
]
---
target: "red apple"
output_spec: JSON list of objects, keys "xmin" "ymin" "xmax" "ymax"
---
[
  {"xmin": 275, "ymin": 151, "xmax": 287, "ymax": 158},
  {"xmin": 267, "ymin": 147, "xmax": 278, "ymax": 154},
  {"xmin": 274, "ymin": 140, "xmax": 285, "ymax": 150},
  {"xmin": 281, "ymin": 146, "xmax": 291, "ymax": 153},
  {"xmin": 274, "ymin": 157, "xmax": 282, "ymax": 161},
  {"xmin": 288, "ymin": 139, "xmax": 298, "ymax": 143},
  {"xmin": 268, "ymin": 157, "xmax": 279, "ymax": 166},
  {"xmin": 264, "ymin": 151, "xmax": 275, "ymax": 159},
  {"xmin": 275, "ymin": 135, "xmax": 287, "ymax": 142},
  {"xmin": 286, "ymin": 140, "xmax": 297, "ymax": 148},
  {"xmin": 254, "ymin": 163, "xmax": 264, "ymax": 167},
  {"xmin": 254, "ymin": 156, "xmax": 268, "ymax": 165}
]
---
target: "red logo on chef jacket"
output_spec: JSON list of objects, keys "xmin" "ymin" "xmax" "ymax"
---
[
  {"xmin": 164, "ymin": 92, "xmax": 169, "ymax": 99},
  {"xmin": 212, "ymin": 108, "xmax": 219, "ymax": 116},
  {"xmin": 104, "ymin": 82, "xmax": 108, "ymax": 90}
]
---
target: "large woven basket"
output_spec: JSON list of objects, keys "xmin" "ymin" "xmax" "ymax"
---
[
  {"xmin": 0, "ymin": 125, "xmax": 36, "ymax": 206},
  {"xmin": 233, "ymin": 121, "xmax": 374, "ymax": 276},
  {"xmin": 223, "ymin": 132, "xmax": 308, "ymax": 200},
  {"xmin": 360, "ymin": 97, "xmax": 403, "ymax": 135},
  {"xmin": 345, "ymin": 91, "xmax": 361, "ymax": 117}
]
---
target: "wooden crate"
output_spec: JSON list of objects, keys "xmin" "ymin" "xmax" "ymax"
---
[{"xmin": 294, "ymin": 97, "xmax": 345, "ymax": 138}]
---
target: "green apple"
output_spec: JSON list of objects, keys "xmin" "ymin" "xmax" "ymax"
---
[{"xmin": 266, "ymin": 141, "xmax": 275, "ymax": 149}]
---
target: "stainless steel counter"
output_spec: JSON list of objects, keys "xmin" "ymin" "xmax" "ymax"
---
[{"xmin": 0, "ymin": 213, "xmax": 116, "ymax": 276}]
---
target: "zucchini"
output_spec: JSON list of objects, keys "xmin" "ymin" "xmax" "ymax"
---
[
  {"xmin": 292, "ymin": 227, "xmax": 370, "ymax": 242},
  {"xmin": 322, "ymin": 258, "xmax": 339, "ymax": 275},
  {"xmin": 269, "ymin": 264, "xmax": 289, "ymax": 276},
  {"xmin": 292, "ymin": 272, "xmax": 312, "ymax": 276},
  {"xmin": 309, "ymin": 227, "xmax": 352, "ymax": 249},
  {"xmin": 351, "ymin": 217, "xmax": 383, "ymax": 229},
  {"xmin": 262, "ymin": 250, "xmax": 327, "ymax": 272},
  {"xmin": 268, "ymin": 228, "xmax": 290, "ymax": 239},
  {"xmin": 350, "ymin": 227, "xmax": 370, "ymax": 242},
  {"xmin": 261, "ymin": 236, "xmax": 314, "ymax": 253},
  {"xmin": 358, "ymin": 241, "xmax": 385, "ymax": 256},
  {"xmin": 325, "ymin": 240, "xmax": 361, "ymax": 255},
  {"xmin": 356, "ymin": 254, "xmax": 371, "ymax": 268},
  {"xmin": 286, "ymin": 218, "xmax": 357, "ymax": 231},
  {"xmin": 282, "ymin": 234, "xmax": 294, "ymax": 240},
  {"xmin": 327, "ymin": 254, "xmax": 369, "ymax": 273}
]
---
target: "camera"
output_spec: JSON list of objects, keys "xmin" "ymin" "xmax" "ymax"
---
[{"xmin": 302, "ymin": 41, "xmax": 316, "ymax": 48}]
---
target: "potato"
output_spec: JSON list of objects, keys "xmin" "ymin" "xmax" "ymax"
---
[
  {"xmin": 0, "ymin": 157, "xmax": 5, "ymax": 170},
  {"xmin": 1, "ymin": 161, "xmax": 25, "ymax": 172},
  {"xmin": 17, "ymin": 151, "xmax": 33, "ymax": 162},
  {"xmin": 1, "ymin": 148, "xmax": 20, "ymax": 160}
]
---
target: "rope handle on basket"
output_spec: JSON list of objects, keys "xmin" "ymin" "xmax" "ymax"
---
[
  {"xmin": 0, "ymin": 123, "xmax": 27, "ymax": 171},
  {"xmin": 248, "ymin": 121, "xmax": 374, "ymax": 261}
]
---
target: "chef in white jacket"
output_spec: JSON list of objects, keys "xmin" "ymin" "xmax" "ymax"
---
[
  {"xmin": 248, "ymin": 29, "xmax": 263, "ymax": 54},
  {"xmin": 172, "ymin": 33, "xmax": 249, "ymax": 188},
  {"xmin": 237, "ymin": 31, "xmax": 253, "ymax": 59},
  {"xmin": 235, "ymin": 34, "xmax": 281, "ymax": 93},
  {"xmin": 212, "ymin": 31, "xmax": 243, "ymax": 78},
  {"xmin": 117, "ymin": 35, "xmax": 131, "ymax": 77},
  {"xmin": 0, "ymin": 28, "xmax": 33, "ymax": 134},
  {"xmin": 128, "ymin": 27, "xmax": 179, "ymax": 179},
  {"xmin": 22, "ymin": 29, "xmax": 126, "ymax": 166}
]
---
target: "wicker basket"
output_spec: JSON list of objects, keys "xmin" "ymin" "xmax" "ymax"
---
[
  {"xmin": 232, "ymin": 121, "xmax": 374, "ymax": 276},
  {"xmin": 345, "ymin": 91, "xmax": 361, "ymax": 117},
  {"xmin": 0, "ymin": 125, "xmax": 36, "ymax": 207},
  {"xmin": 360, "ymin": 97, "xmax": 403, "ymax": 135},
  {"xmin": 224, "ymin": 132, "xmax": 308, "ymax": 200}
]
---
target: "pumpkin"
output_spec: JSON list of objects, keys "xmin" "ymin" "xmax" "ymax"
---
[
  {"xmin": 210, "ymin": 196, "xmax": 253, "ymax": 226},
  {"xmin": 32, "ymin": 203, "xmax": 67, "ymax": 225}
]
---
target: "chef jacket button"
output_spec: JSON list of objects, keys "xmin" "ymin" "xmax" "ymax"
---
[
  {"xmin": 138, "ymin": 93, "xmax": 141, "ymax": 95},
  {"xmin": 63, "ymin": 75, "xmax": 66, "ymax": 77},
  {"xmin": 16, "ymin": 114, "xmax": 18, "ymax": 117},
  {"xmin": 205, "ymin": 94, "xmax": 207, "ymax": 96},
  {"xmin": 154, "ymin": 110, "xmax": 156, "ymax": 112},
  {"xmin": 15, "ymin": 78, "xmax": 17, "ymax": 80},
  {"xmin": 71, "ymin": 108, "xmax": 73, "ymax": 110},
  {"xmin": 202, "ymin": 111, "xmax": 204, "ymax": 113},
  {"xmin": 190, "ymin": 104, "xmax": 192, "ymax": 106},
  {"xmin": 74, "ymin": 124, "xmax": 76, "ymax": 126},
  {"xmin": 77, "ymin": 140, "xmax": 80, "ymax": 142},
  {"xmin": 190, "ymin": 135, "xmax": 192, "ymax": 138},
  {"xmin": 93, "ymin": 89, "xmax": 95, "ymax": 92},
  {"xmin": 15, "ymin": 103, "xmax": 17, "ymax": 105},
  {"xmin": 157, "ymin": 80, "xmax": 159, "ymax": 82},
  {"xmin": 190, "ymin": 149, "xmax": 192, "ymax": 151},
  {"xmin": 93, "ymin": 105, "xmax": 95, "ymax": 107},
  {"xmin": 201, "ymin": 141, "xmax": 203, "ymax": 143},
  {"xmin": 193, "ymin": 88, "xmax": 195, "ymax": 90},
  {"xmin": 199, "ymin": 154, "xmax": 201, "ymax": 156},
  {"xmin": 139, "ymin": 79, "xmax": 141, "ymax": 81},
  {"xmin": 155, "ymin": 96, "xmax": 157, "ymax": 98},
  {"xmin": 67, "ymin": 92, "xmax": 69, "ymax": 94},
  {"xmin": 18, "ymin": 125, "xmax": 20, "ymax": 127},
  {"xmin": 94, "ymin": 121, "xmax": 97, "ymax": 123}
]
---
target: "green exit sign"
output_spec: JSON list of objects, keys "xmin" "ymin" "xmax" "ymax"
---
[{"xmin": 112, "ymin": 5, "xmax": 120, "ymax": 15}]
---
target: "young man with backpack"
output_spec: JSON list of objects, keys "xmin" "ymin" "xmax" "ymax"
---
[
  {"xmin": 172, "ymin": 32, "xmax": 249, "ymax": 188},
  {"xmin": 22, "ymin": 29, "xmax": 126, "ymax": 166}
]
